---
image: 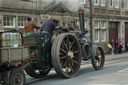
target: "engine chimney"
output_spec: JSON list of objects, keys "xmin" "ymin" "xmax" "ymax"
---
[{"xmin": 79, "ymin": 10, "xmax": 86, "ymax": 34}]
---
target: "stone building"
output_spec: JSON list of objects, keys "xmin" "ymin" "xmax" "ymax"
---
[
  {"xmin": 88, "ymin": 0, "xmax": 128, "ymax": 51},
  {"xmin": 0, "ymin": 0, "xmax": 128, "ymax": 51}
]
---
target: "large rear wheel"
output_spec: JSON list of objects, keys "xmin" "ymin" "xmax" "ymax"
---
[{"xmin": 52, "ymin": 33, "xmax": 81, "ymax": 78}]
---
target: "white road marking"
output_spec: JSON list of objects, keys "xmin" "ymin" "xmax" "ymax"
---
[{"xmin": 118, "ymin": 68, "xmax": 128, "ymax": 72}]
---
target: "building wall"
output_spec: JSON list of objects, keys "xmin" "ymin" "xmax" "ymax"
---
[{"xmin": 0, "ymin": 0, "xmax": 128, "ymax": 51}]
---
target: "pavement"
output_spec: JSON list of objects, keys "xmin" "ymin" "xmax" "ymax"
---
[{"xmin": 105, "ymin": 51, "xmax": 128, "ymax": 61}]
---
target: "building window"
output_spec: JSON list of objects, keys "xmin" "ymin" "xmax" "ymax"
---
[
  {"xmin": 94, "ymin": 21, "xmax": 99, "ymax": 28},
  {"xmin": 101, "ymin": 0, "xmax": 105, "ymax": 6},
  {"xmin": 79, "ymin": 0, "xmax": 86, "ymax": 4},
  {"xmin": 125, "ymin": 0, "xmax": 128, "ymax": 8},
  {"xmin": 101, "ymin": 31, "xmax": 106, "ymax": 42},
  {"xmin": 101, "ymin": 21, "xmax": 106, "ymax": 29},
  {"xmin": 3, "ymin": 16, "xmax": 16, "ymax": 28},
  {"xmin": 125, "ymin": 22, "xmax": 128, "ymax": 29},
  {"xmin": 18, "ymin": 17, "xmax": 27, "ymax": 28},
  {"xmin": 94, "ymin": 0, "xmax": 99, "ymax": 5},
  {"xmin": 109, "ymin": 0, "xmax": 113, "ymax": 7},
  {"xmin": 101, "ymin": 21, "xmax": 107, "ymax": 42},
  {"xmin": 115, "ymin": 0, "xmax": 119, "ymax": 8},
  {"xmin": 94, "ymin": 21, "xmax": 100, "ymax": 42},
  {"xmin": 95, "ymin": 30, "xmax": 99, "ymax": 42}
]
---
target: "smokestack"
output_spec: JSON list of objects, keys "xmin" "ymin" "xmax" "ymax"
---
[
  {"xmin": 79, "ymin": 10, "xmax": 86, "ymax": 34},
  {"xmin": 78, "ymin": 4, "xmax": 86, "ymax": 34}
]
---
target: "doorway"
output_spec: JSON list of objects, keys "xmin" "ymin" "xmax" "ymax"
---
[{"xmin": 109, "ymin": 22, "xmax": 119, "ymax": 42}]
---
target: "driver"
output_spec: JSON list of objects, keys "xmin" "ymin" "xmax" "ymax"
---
[{"xmin": 41, "ymin": 16, "xmax": 56, "ymax": 38}]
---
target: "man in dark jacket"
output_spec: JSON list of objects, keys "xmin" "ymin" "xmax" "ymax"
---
[{"xmin": 41, "ymin": 16, "xmax": 56, "ymax": 35}]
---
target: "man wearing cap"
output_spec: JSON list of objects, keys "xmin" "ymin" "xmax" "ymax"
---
[{"xmin": 24, "ymin": 17, "xmax": 40, "ymax": 34}]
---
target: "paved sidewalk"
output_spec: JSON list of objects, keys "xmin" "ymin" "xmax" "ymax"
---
[{"xmin": 105, "ymin": 52, "xmax": 128, "ymax": 61}]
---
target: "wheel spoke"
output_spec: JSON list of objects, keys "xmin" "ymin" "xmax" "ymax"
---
[
  {"xmin": 59, "ymin": 52, "xmax": 64, "ymax": 56},
  {"xmin": 69, "ymin": 61, "xmax": 74, "ymax": 72},
  {"xmin": 63, "ymin": 61, "xmax": 68, "ymax": 67},
  {"xmin": 62, "ymin": 40, "xmax": 69, "ymax": 51},
  {"xmin": 65, "ymin": 62, "xmax": 70, "ymax": 73},
  {"xmin": 60, "ymin": 48, "xmax": 67, "ymax": 54},
  {"xmin": 66, "ymin": 37, "xmax": 70, "ymax": 49},
  {"xmin": 71, "ymin": 59, "xmax": 78, "ymax": 64},
  {"xmin": 60, "ymin": 56, "xmax": 66, "ymax": 60},
  {"xmin": 70, "ymin": 59, "xmax": 74, "ymax": 66},
  {"xmin": 74, "ymin": 51, "xmax": 79, "ymax": 54},
  {"xmin": 69, "ymin": 41, "xmax": 75, "ymax": 50}
]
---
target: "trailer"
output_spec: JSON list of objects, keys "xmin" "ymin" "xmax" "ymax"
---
[{"xmin": 0, "ymin": 30, "xmax": 29, "ymax": 85}]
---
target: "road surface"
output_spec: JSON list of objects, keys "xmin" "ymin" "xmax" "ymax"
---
[{"xmin": 26, "ymin": 53, "xmax": 128, "ymax": 85}]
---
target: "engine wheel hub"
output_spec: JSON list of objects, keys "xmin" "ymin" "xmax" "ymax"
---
[{"xmin": 68, "ymin": 51, "xmax": 74, "ymax": 59}]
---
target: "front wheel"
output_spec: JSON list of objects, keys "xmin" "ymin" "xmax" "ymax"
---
[{"xmin": 91, "ymin": 47, "xmax": 105, "ymax": 70}]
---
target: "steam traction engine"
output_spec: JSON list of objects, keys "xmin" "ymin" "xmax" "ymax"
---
[{"xmin": 24, "ymin": 10, "xmax": 105, "ymax": 78}]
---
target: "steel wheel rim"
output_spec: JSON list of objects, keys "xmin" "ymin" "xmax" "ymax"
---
[
  {"xmin": 14, "ymin": 73, "xmax": 24, "ymax": 85},
  {"xmin": 59, "ymin": 35, "xmax": 81, "ymax": 76}
]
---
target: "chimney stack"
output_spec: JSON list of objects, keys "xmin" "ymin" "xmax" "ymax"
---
[{"xmin": 78, "ymin": 10, "xmax": 86, "ymax": 34}]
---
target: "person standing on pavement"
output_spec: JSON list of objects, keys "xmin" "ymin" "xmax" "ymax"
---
[
  {"xmin": 24, "ymin": 17, "xmax": 40, "ymax": 35},
  {"xmin": 118, "ymin": 40, "xmax": 121, "ymax": 54},
  {"xmin": 110, "ymin": 39, "xmax": 115, "ymax": 56},
  {"xmin": 114, "ymin": 40, "xmax": 118, "ymax": 54}
]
